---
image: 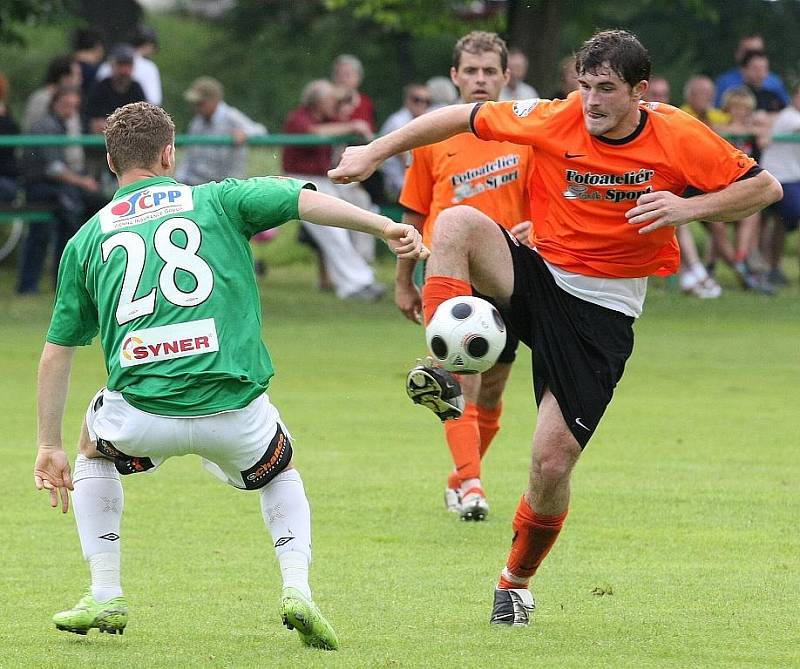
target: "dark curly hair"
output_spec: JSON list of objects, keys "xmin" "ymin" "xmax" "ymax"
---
[{"xmin": 575, "ymin": 29, "xmax": 651, "ymax": 88}]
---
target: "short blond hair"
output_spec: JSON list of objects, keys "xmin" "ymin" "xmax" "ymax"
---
[
  {"xmin": 452, "ymin": 31, "xmax": 508, "ymax": 71},
  {"xmin": 105, "ymin": 102, "xmax": 175, "ymax": 174},
  {"xmin": 720, "ymin": 85, "xmax": 756, "ymax": 113}
]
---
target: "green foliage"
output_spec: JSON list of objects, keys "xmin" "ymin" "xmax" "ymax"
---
[{"xmin": 0, "ymin": 0, "xmax": 70, "ymax": 45}]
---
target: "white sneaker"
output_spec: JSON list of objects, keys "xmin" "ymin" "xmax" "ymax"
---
[
  {"xmin": 444, "ymin": 487, "xmax": 461, "ymax": 513},
  {"xmin": 490, "ymin": 587, "xmax": 535, "ymax": 626},
  {"xmin": 459, "ymin": 485, "xmax": 489, "ymax": 521}
]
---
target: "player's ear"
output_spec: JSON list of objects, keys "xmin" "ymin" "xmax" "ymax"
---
[
  {"xmin": 450, "ymin": 66, "xmax": 459, "ymax": 87},
  {"xmin": 632, "ymin": 80, "xmax": 648, "ymax": 101},
  {"xmin": 106, "ymin": 152, "xmax": 118, "ymax": 176},
  {"xmin": 161, "ymin": 143, "xmax": 175, "ymax": 169}
]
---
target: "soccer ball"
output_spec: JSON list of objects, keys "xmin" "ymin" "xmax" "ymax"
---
[{"xmin": 426, "ymin": 296, "xmax": 507, "ymax": 374}]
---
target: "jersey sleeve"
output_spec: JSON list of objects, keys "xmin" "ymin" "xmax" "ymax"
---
[
  {"xmin": 218, "ymin": 176, "xmax": 316, "ymax": 238},
  {"xmin": 471, "ymin": 98, "xmax": 559, "ymax": 147},
  {"xmin": 46, "ymin": 242, "xmax": 99, "ymax": 347},
  {"xmin": 668, "ymin": 111, "xmax": 758, "ymax": 192},
  {"xmin": 398, "ymin": 146, "xmax": 434, "ymax": 216}
]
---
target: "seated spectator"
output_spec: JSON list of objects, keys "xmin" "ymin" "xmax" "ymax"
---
[
  {"xmin": 680, "ymin": 75, "xmax": 730, "ymax": 128},
  {"xmin": 645, "ymin": 76, "xmax": 671, "ymax": 104},
  {"xmin": 282, "ymin": 79, "xmax": 385, "ymax": 301},
  {"xmin": 85, "ymin": 44, "xmax": 146, "ymax": 134},
  {"xmin": 17, "ymin": 86, "xmax": 106, "ymax": 295},
  {"xmin": 760, "ymin": 82, "xmax": 800, "ymax": 285},
  {"xmin": 740, "ymin": 51, "xmax": 785, "ymax": 114},
  {"xmin": 95, "ymin": 25, "xmax": 162, "ymax": 106},
  {"xmin": 22, "ymin": 55, "xmax": 82, "ymax": 131},
  {"xmin": 551, "ymin": 55, "xmax": 579, "ymax": 99},
  {"xmin": 715, "ymin": 34, "xmax": 789, "ymax": 108},
  {"xmin": 706, "ymin": 86, "xmax": 774, "ymax": 294},
  {"xmin": 0, "ymin": 72, "xmax": 20, "ymax": 203},
  {"xmin": 176, "ymin": 76, "xmax": 266, "ymax": 185},
  {"xmin": 378, "ymin": 83, "xmax": 430, "ymax": 201},
  {"xmin": 331, "ymin": 54, "xmax": 376, "ymax": 131},
  {"xmin": 499, "ymin": 48, "xmax": 538, "ymax": 101},
  {"xmin": 425, "ymin": 76, "xmax": 458, "ymax": 110},
  {"xmin": 71, "ymin": 28, "xmax": 104, "ymax": 102}
]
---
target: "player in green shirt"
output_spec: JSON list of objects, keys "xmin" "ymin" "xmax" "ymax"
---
[{"xmin": 33, "ymin": 101, "xmax": 427, "ymax": 649}]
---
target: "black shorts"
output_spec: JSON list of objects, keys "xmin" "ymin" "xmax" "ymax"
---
[{"xmin": 492, "ymin": 229, "xmax": 635, "ymax": 448}]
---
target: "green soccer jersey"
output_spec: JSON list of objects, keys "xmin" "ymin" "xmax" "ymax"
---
[{"xmin": 47, "ymin": 175, "xmax": 312, "ymax": 416}]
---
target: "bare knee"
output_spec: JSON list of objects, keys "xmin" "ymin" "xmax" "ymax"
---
[
  {"xmin": 432, "ymin": 205, "xmax": 495, "ymax": 247},
  {"xmin": 532, "ymin": 444, "xmax": 578, "ymax": 484}
]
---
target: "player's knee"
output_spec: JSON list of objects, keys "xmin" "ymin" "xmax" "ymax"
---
[
  {"xmin": 433, "ymin": 205, "xmax": 493, "ymax": 246},
  {"xmin": 533, "ymin": 446, "xmax": 577, "ymax": 484}
]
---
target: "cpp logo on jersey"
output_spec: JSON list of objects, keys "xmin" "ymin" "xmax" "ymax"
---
[{"xmin": 100, "ymin": 185, "xmax": 194, "ymax": 232}]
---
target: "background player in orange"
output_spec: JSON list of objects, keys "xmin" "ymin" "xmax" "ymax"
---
[
  {"xmin": 331, "ymin": 29, "xmax": 782, "ymax": 626},
  {"xmin": 394, "ymin": 31, "xmax": 534, "ymax": 521}
]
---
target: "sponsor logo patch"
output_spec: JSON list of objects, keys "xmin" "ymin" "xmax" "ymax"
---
[
  {"xmin": 120, "ymin": 318, "xmax": 219, "ymax": 367},
  {"xmin": 100, "ymin": 185, "xmax": 194, "ymax": 232},
  {"xmin": 512, "ymin": 98, "xmax": 540, "ymax": 118}
]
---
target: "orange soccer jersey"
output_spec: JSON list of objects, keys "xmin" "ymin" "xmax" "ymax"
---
[
  {"xmin": 399, "ymin": 132, "xmax": 534, "ymax": 248},
  {"xmin": 471, "ymin": 92, "xmax": 758, "ymax": 278}
]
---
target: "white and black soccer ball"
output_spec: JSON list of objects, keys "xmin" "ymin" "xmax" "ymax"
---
[{"xmin": 426, "ymin": 296, "xmax": 507, "ymax": 374}]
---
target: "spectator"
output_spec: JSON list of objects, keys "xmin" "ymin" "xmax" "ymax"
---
[
  {"xmin": 499, "ymin": 48, "xmax": 539, "ymax": 101},
  {"xmin": 17, "ymin": 85, "xmax": 106, "ymax": 295},
  {"xmin": 85, "ymin": 44, "xmax": 146, "ymax": 135},
  {"xmin": 645, "ymin": 75, "xmax": 670, "ymax": 104},
  {"xmin": 645, "ymin": 75, "xmax": 721, "ymax": 297},
  {"xmin": 95, "ymin": 25, "xmax": 162, "ymax": 106},
  {"xmin": 760, "ymin": 82, "xmax": 800, "ymax": 285},
  {"xmin": 426, "ymin": 76, "xmax": 459, "ymax": 110},
  {"xmin": 707, "ymin": 86, "xmax": 774, "ymax": 294},
  {"xmin": 22, "ymin": 55, "xmax": 82, "ymax": 131},
  {"xmin": 71, "ymin": 28, "xmax": 104, "ymax": 101},
  {"xmin": 551, "ymin": 55, "xmax": 579, "ymax": 99},
  {"xmin": 176, "ymin": 76, "xmax": 266, "ymax": 185},
  {"xmin": 680, "ymin": 74, "xmax": 730, "ymax": 128},
  {"xmin": 282, "ymin": 79, "xmax": 384, "ymax": 300},
  {"xmin": 378, "ymin": 83, "xmax": 430, "ymax": 200},
  {"xmin": 331, "ymin": 54, "xmax": 376, "ymax": 131},
  {"xmin": 0, "ymin": 72, "xmax": 20, "ymax": 203},
  {"xmin": 715, "ymin": 34, "xmax": 790, "ymax": 108},
  {"xmin": 740, "ymin": 51, "xmax": 785, "ymax": 114}
]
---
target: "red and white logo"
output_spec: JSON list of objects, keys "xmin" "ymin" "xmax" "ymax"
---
[
  {"xmin": 120, "ymin": 318, "xmax": 219, "ymax": 367},
  {"xmin": 100, "ymin": 185, "xmax": 193, "ymax": 232}
]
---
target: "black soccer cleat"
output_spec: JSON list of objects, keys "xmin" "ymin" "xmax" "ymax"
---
[
  {"xmin": 406, "ymin": 365, "xmax": 464, "ymax": 422},
  {"xmin": 489, "ymin": 587, "xmax": 536, "ymax": 626}
]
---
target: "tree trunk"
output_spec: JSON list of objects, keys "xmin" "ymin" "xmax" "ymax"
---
[{"xmin": 505, "ymin": 0, "xmax": 562, "ymax": 98}]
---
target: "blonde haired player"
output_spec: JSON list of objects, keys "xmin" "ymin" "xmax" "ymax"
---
[{"xmin": 396, "ymin": 31, "xmax": 535, "ymax": 521}]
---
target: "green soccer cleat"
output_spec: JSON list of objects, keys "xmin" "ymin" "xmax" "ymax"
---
[
  {"xmin": 53, "ymin": 593, "xmax": 128, "ymax": 635},
  {"xmin": 279, "ymin": 587, "xmax": 339, "ymax": 650}
]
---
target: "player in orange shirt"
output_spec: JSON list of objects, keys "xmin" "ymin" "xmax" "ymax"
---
[
  {"xmin": 331, "ymin": 29, "xmax": 781, "ymax": 626},
  {"xmin": 395, "ymin": 31, "xmax": 535, "ymax": 522}
]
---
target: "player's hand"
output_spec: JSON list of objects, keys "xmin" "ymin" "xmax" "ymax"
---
[
  {"xmin": 328, "ymin": 145, "xmax": 380, "ymax": 184},
  {"xmin": 34, "ymin": 446, "xmax": 74, "ymax": 514},
  {"xmin": 395, "ymin": 281, "xmax": 423, "ymax": 324},
  {"xmin": 511, "ymin": 220, "xmax": 533, "ymax": 247},
  {"xmin": 626, "ymin": 191, "xmax": 694, "ymax": 234},
  {"xmin": 383, "ymin": 222, "xmax": 430, "ymax": 260}
]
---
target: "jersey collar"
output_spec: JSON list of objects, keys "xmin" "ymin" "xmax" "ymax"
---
[
  {"xmin": 113, "ymin": 176, "xmax": 179, "ymax": 200},
  {"xmin": 596, "ymin": 108, "xmax": 649, "ymax": 145}
]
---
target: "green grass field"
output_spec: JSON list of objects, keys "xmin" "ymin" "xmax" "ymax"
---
[{"xmin": 1, "ymin": 248, "xmax": 798, "ymax": 669}]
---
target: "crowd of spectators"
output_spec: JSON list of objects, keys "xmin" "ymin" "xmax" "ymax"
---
[{"xmin": 0, "ymin": 28, "xmax": 798, "ymax": 298}]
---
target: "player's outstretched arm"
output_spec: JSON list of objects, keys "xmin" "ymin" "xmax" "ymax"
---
[
  {"xmin": 34, "ymin": 342, "xmax": 76, "ymax": 513},
  {"xmin": 298, "ymin": 189, "xmax": 429, "ymax": 260},
  {"xmin": 627, "ymin": 170, "xmax": 783, "ymax": 234},
  {"xmin": 328, "ymin": 104, "xmax": 475, "ymax": 184}
]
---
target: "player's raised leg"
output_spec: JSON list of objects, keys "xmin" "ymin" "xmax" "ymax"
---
[
  {"xmin": 260, "ymin": 464, "xmax": 338, "ymax": 650},
  {"xmin": 490, "ymin": 389, "xmax": 580, "ymax": 626},
  {"xmin": 53, "ymin": 417, "xmax": 128, "ymax": 636}
]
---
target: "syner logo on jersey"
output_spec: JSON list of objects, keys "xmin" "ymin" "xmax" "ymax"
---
[
  {"xmin": 100, "ymin": 185, "xmax": 194, "ymax": 232},
  {"xmin": 120, "ymin": 318, "xmax": 219, "ymax": 368}
]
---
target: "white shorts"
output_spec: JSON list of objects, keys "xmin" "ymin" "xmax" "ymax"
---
[{"xmin": 85, "ymin": 389, "xmax": 293, "ymax": 490}]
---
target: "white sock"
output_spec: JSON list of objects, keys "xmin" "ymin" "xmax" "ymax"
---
[
  {"xmin": 72, "ymin": 455, "xmax": 123, "ymax": 601},
  {"xmin": 259, "ymin": 469, "xmax": 312, "ymax": 599}
]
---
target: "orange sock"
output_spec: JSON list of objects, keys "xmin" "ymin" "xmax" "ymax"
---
[
  {"xmin": 443, "ymin": 402, "xmax": 480, "ymax": 486},
  {"xmin": 477, "ymin": 402, "xmax": 503, "ymax": 459},
  {"xmin": 421, "ymin": 276, "xmax": 471, "ymax": 325},
  {"xmin": 497, "ymin": 496, "xmax": 568, "ymax": 589}
]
